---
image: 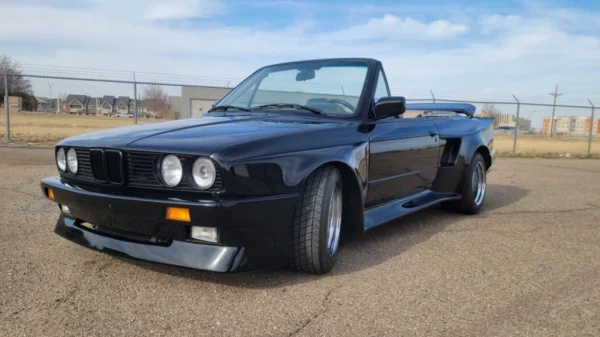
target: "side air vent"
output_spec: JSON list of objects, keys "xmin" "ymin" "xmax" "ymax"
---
[{"xmin": 440, "ymin": 139, "xmax": 461, "ymax": 167}]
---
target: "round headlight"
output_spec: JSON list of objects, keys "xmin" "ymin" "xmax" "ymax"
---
[
  {"xmin": 161, "ymin": 154, "xmax": 182, "ymax": 187},
  {"xmin": 192, "ymin": 158, "xmax": 216, "ymax": 190},
  {"xmin": 67, "ymin": 148, "xmax": 78, "ymax": 174},
  {"xmin": 56, "ymin": 148, "xmax": 67, "ymax": 171}
]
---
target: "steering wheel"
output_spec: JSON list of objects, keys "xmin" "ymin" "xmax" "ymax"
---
[{"xmin": 325, "ymin": 99, "xmax": 355, "ymax": 112}]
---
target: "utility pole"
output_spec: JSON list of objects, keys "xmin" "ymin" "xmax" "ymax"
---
[
  {"xmin": 47, "ymin": 82, "xmax": 53, "ymax": 111},
  {"xmin": 512, "ymin": 95, "xmax": 520, "ymax": 154},
  {"xmin": 4, "ymin": 67, "xmax": 10, "ymax": 142},
  {"xmin": 588, "ymin": 99, "xmax": 595, "ymax": 158},
  {"xmin": 548, "ymin": 85, "xmax": 562, "ymax": 137},
  {"xmin": 133, "ymin": 71, "xmax": 138, "ymax": 125}
]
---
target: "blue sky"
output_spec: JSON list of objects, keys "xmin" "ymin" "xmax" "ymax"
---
[{"xmin": 1, "ymin": 0, "xmax": 600, "ymax": 125}]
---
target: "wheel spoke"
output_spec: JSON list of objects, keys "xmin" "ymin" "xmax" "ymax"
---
[
  {"xmin": 327, "ymin": 186, "xmax": 342, "ymax": 257},
  {"xmin": 473, "ymin": 162, "xmax": 486, "ymax": 206}
]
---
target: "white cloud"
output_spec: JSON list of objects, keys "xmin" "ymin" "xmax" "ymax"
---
[
  {"xmin": 144, "ymin": 0, "xmax": 224, "ymax": 20},
  {"xmin": 333, "ymin": 14, "xmax": 469, "ymax": 40},
  {"xmin": 0, "ymin": 0, "xmax": 599, "ymax": 115}
]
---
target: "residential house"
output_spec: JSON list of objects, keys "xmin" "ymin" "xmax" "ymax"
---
[
  {"xmin": 100, "ymin": 96, "xmax": 115, "ymax": 116},
  {"xmin": 128, "ymin": 100, "xmax": 136, "ymax": 115},
  {"xmin": 137, "ymin": 99, "xmax": 154, "ymax": 117},
  {"xmin": 35, "ymin": 97, "xmax": 51, "ymax": 112},
  {"xmin": 115, "ymin": 96, "xmax": 131, "ymax": 115},
  {"xmin": 63, "ymin": 95, "xmax": 88, "ymax": 114},
  {"xmin": 85, "ymin": 97, "xmax": 100, "ymax": 115}
]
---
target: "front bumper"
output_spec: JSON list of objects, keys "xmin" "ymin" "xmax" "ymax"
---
[
  {"xmin": 41, "ymin": 176, "xmax": 298, "ymax": 272},
  {"xmin": 55, "ymin": 215, "xmax": 242, "ymax": 272}
]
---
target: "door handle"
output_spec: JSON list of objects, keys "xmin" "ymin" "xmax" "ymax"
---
[{"xmin": 429, "ymin": 130, "xmax": 439, "ymax": 143}]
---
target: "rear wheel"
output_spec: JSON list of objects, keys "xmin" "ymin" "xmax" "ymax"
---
[
  {"xmin": 441, "ymin": 152, "xmax": 487, "ymax": 214},
  {"xmin": 288, "ymin": 165, "xmax": 342, "ymax": 274}
]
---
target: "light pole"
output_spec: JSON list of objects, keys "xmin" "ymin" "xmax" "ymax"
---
[{"xmin": 47, "ymin": 82, "xmax": 54, "ymax": 112}]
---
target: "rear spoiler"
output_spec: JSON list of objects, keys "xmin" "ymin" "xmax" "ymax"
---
[{"xmin": 405, "ymin": 103, "xmax": 476, "ymax": 118}]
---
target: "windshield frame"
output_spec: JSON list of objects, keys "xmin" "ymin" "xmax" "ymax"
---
[{"xmin": 213, "ymin": 58, "xmax": 379, "ymax": 120}]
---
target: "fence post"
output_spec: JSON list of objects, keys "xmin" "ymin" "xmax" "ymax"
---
[
  {"xmin": 4, "ymin": 67, "xmax": 10, "ymax": 142},
  {"xmin": 588, "ymin": 99, "xmax": 595, "ymax": 158},
  {"xmin": 512, "ymin": 94, "xmax": 520, "ymax": 154},
  {"xmin": 133, "ymin": 72, "xmax": 138, "ymax": 125},
  {"xmin": 430, "ymin": 90, "xmax": 436, "ymax": 103}
]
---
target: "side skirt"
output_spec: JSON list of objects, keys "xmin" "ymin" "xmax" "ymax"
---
[{"xmin": 363, "ymin": 190, "xmax": 461, "ymax": 231}]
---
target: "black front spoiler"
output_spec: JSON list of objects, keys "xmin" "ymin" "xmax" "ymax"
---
[
  {"xmin": 55, "ymin": 214, "xmax": 244, "ymax": 272},
  {"xmin": 41, "ymin": 176, "xmax": 298, "ymax": 272}
]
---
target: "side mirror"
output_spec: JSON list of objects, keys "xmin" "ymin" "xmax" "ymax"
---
[{"xmin": 374, "ymin": 96, "xmax": 406, "ymax": 119}]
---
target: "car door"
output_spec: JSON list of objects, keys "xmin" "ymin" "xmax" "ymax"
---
[{"xmin": 365, "ymin": 67, "xmax": 441, "ymax": 207}]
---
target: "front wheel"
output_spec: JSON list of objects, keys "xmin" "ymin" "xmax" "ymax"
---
[
  {"xmin": 288, "ymin": 165, "xmax": 342, "ymax": 274},
  {"xmin": 441, "ymin": 153, "xmax": 487, "ymax": 214}
]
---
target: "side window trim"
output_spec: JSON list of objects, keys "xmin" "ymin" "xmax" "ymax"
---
[
  {"xmin": 368, "ymin": 64, "xmax": 391, "ymax": 121},
  {"xmin": 379, "ymin": 66, "xmax": 391, "ymax": 98},
  {"xmin": 372, "ymin": 64, "xmax": 391, "ymax": 102}
]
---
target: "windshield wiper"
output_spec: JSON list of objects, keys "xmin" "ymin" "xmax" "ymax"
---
[
  {"xmin": 251, "ymin": 103, "xmax": 325, "ymax": 115},
  {"xmin": 208, "ymin": 105, "xmax": 252, "ymax": 112}
]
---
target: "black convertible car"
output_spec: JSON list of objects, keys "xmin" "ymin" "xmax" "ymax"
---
[{"xmin": 41, "ymin": 58, "xmax": 495, "ymax": 274}]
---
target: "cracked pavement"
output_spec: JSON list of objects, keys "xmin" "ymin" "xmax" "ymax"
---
[{"xmin": 1, "ymin": 147, "xmax": 599, "ymax": 337}]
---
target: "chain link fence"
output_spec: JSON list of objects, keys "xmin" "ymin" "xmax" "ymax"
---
[
  {"xmin": 1, "ymin": 72, "xmax": 236, "ymax": 145},
  {"xmin": 402, "ymin": 97, "xmax": 598, "ymax": 158},
  {"xmin": 1, "ymin": 71, "xmax": 598, "ymax": 158}
]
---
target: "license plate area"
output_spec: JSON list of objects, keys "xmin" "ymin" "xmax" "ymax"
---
[
  {"xmin": 69, "ymin": 207, "xmax": 188, "ymax": 242},
  {"xmin": 93, "ymin": 213, "xmax": 162, "ymax": 237},
  {"xmin": 76, "ymin": 220, "xmax": 171, "ymax": 246}
]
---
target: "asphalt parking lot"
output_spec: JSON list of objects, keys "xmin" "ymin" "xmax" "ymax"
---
[{"xmin": 1, "ymin": 147, "xmax": 599, "ymax": 337}]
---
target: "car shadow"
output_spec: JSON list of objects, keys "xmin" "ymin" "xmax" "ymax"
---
[{"xmin": 126, "ymin": 184, "xmax": 530, "ymax": 288}]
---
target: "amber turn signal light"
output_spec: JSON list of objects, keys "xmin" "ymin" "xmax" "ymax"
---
[
  {"xmin": 166, "ymin": 207, "xmax": 191, "ymax": 222},
  {"xmin": 47, "ymin": 188, "xmax": 55, "ymax": 200}
]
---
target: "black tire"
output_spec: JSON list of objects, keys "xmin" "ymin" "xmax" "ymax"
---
[
  {"xmin": 441, "ymin": 152, "xmax": 487, "ymax": 214},
  {"xmin": 288, "ymin": 165, "xmax": 343, "ymax": 275}
]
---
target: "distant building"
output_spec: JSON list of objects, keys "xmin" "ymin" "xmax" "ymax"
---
[
  {"xmin": 35, "ymin": 97, "xmax": 51, "ymax": 112},
  {"xmin": 62, "ymin": 95, "xmax": 89, "ymax": 114},
  {"xmin": 491, "ymin": 113, "xmax": 532, "ymax": 131},
  {"xmin": 495, "ymin": 114, "xmax": 513, "ymax": 126},
  {"xmin": 87, "ymin": 97, "xmax": 101, "ymax": 115},
  {"xmin": 169, "ymin": 96, "xmax": 183, "ymax": 119},
  {"xmin": 1, "ymin": 96, "xmax": 23, "ymax": 111},
  {"xmin": 60, "ymin": 94, "xmax": 159, "ymax": 117},
  {"xmin": 99, "ymin": 96, "xmax": 115, "ymax": 115},
  {"xmin": 543, "ymin": 116, "xmax": 599, "ymax": 135},
  {"xmin": 56, "ymin": 87, "xmax": 223, "ymax": 119},
  {"xmin": 114, "ymin": 96, "xmax": 130, "ymax": 115},
  {"xmin": 181, "ymin": 86, "xmax": 233, "ymax": 118}
]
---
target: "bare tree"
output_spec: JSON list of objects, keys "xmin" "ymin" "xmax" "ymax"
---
[
  {"xmin": 141, "ymin": 84, "xmax": 172, "ymax": 119},
  {"xmin": 480, "ymin": 104, "xmax": 503, "ymax": 129},
  {"xmin": 0, "ymin": 54, "xmax": 34, "ymax": 107}
]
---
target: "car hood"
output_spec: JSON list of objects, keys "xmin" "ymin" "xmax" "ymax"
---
[{"xmin": 58, "ymin": 113, "xmax": 357, "ymax": 157}]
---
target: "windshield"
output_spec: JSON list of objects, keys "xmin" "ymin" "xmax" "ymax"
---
[{"xmin": 215, "ymin": 60, "xmax": 369, "ymax": 116}]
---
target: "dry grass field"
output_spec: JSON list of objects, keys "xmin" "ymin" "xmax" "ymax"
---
[
  {"xmin": 1, "ymin": 112, "xmax": 599, "ymax": 157},
  {"xmin": 494, "ymin": 134, "xmax": 600, "ymax": 158},
  {"xmin": 0, "ymin": 112, "xmax": 161, "ymax": 145}
]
